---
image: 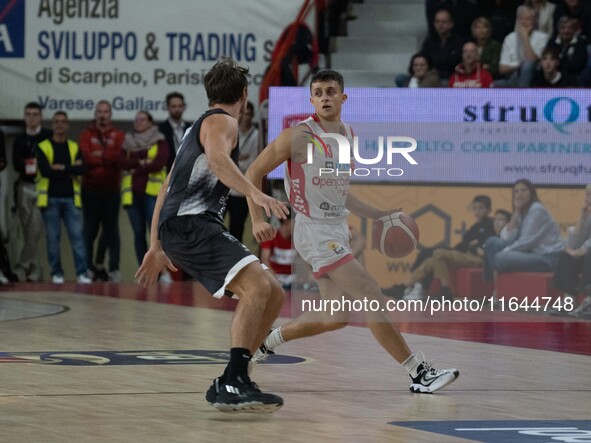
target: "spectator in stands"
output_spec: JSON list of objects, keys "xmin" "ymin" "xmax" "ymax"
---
[
  {"xmin": 483, "ymin": 179, "xmax": 563, "ymax": 283},
  {"xmin": 526, "ymin": 0, "xmax": 556, "ymax": 35},
  {"xmin": 449, "ymin": 41, "xmax": 495, "ymax": 87},
  {"xmin": 546, "ymin": 16, "xmax": 588, "ymax": 80},
  {"xmin": 426, "ymin": 0, "xmax": 481, "ymax": 40},
  {"xmin": 158, "ymin": 92, "xmax": 191, "ymax": 173},
  {"xmin": 398, "ymin": 53, "xmax": 441, "ymax": 87},
  {"xmin": 497, "ymin": 5, "xmax": 550, "ymax": 87},
  {"xmin": 403, "ymin": 195, "xmax": 496, "ymax": 300},
  {"xmin": 120, "ymin": 111, "xmax": 168, "ymax": 266},
  {"xmin": 471, "ymin": 17, "xmax": 502, "ymax": 78},
  {"xmin": 531, "ymin": 45, "xmax": 579, "ymax": 86},
  {"xmin": 12, "ymin": 102, "xmax": 50, "ymax": 282},
  {"xmin": 421, "ymin": 9, "xmax": 465, "ymax": 82},
  {"xmin": 36, "ymin": 112, "xmax": 91, "ymax": 284},
  {"xmin": 494, "ymin": 209, "xmax": 512, "ymax": 235},
  {"xmin": 260, "ymin": 211, "xmax": 296, "ymax": 288},
  {"xmin": 479, "ymin": 0, "xmax": 523, "ymax": 43},
  {"xmin": 553, "ymin": 184, "xmax": 591, "ymax": 317},
  {"xmin": 553, "ymin": 0, "xmax": 591, "ymax": 39},
  {"xmin": 79, "ymin": 100, "xmax": 124, "ymax": 282},
  {"xmin": 227, "ymin": 101, "xmax": 259, "ymax": 241}
]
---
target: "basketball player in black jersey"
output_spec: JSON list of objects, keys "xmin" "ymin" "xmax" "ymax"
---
[{"xmin": 136, "ymin": 58, "xmax": 289, "ymax": 413}]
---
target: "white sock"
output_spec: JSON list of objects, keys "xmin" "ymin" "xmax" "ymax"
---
[
  {"xmin": 264, "ymin": 327, "xmax": 285, "ymax": 350},
  {"xmin": 402, "ymin": 354, "xmax": 422, "ymax": 378}
]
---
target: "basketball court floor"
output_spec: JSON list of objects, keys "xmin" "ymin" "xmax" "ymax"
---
[{"xmin": 1, "ymin": 282, "xmax": 590, "ymax": 442}]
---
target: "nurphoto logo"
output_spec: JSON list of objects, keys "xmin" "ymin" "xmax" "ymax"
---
[{"xmin": 306, "ymin": 133, "xmax": 418, "ymax": 178}]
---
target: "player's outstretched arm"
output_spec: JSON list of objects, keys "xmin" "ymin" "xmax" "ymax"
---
[
  {"xmin": 135, "ymin": 172, "xmax": 178, "ymax": 288},
  {"xmin": 246, "ymin": 127, "xmax": 300, "ymax": 242},
  {"xmin": 346, "ymin": 191, "xmax": 401, "ymax": 219},
  {"xmin": 203, "ymin": 114, "xmax": 289, "ymax": 221}
]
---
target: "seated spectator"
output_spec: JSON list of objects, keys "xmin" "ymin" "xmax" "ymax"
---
[
  {"xmin": 483, "ymin": 179, "xmax": 563, "ymax": 283},
  {"xmin": 526, "ymin": 0, "xmax": 556, "ymax": 35},
  {"xmin": 531, "ymin": 46, "xmax": 579, "ymax": 86},
  {"xmin": 398, "ymin": 53, "xmax": 441, "ymax": 87},
  {"xmin": 449, "ymin": 42, "xmax": 495, "ymax": 87},
  {"xmin": 403, "ymin": 195, "xmax": 496, "ymax": 300},
  {"xmin": 553, "ymin": 0, "xmax": 591, "ymax": 39},
  {"xmin": 546, "ymin": 16, "xmax": 588, "ymax": 80},
  {"xmin": 120, "ymin": 111, "xmax": 168, "ymax": 266},
  {"xmin": 479, "ymin": 0, "xmax": 523, "ymax": 43},
  {"xmin": 497, "ymin": 5, "xmax": 549, "ymax": 87},
  {"xmin": 494, "ymin": 209, "xmax": 512, "ymax": 235},
  {"xmin": 471, "ymin": 17, "xmax": 502, "ymax": 78},
  {"xmin": 553, "ymin": 184, "xmax": 591, "ymax": 317},
  {"xmin": 420, "ymin": 9, "xmax": 465, "ymax": 82},
  {"xmin": 36, "ymin": 112, "xmax": 91, "ymax": 284}
]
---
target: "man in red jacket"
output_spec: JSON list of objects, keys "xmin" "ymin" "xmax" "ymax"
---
[
  {"xmin": 79, "ymin": 100, "xmax": 125, "ymax": 281},
  {"xmin": 449, "ymin": 42, "xmax": 494, "ymax": 88}
]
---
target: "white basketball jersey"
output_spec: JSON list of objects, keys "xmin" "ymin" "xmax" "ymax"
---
[{"xmin": 285, "ymin": 114, "xmax": 354, "ymax": 223}]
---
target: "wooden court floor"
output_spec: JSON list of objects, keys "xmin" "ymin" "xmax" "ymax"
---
[{"xmin": 1, "ymin": 282, "xmax": 590, "ymax": 443}]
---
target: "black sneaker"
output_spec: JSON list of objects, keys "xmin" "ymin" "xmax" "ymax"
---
[
  {"xmin": 211, "ymin": 376, "xmax": 283, "ymax": 413},
  {"xmin": 205, "ymin": 377, "xmax": 222, "ymax": 405},
  {"xmin": 410, "ymin": 357, "xmax": 459, "ymax": 394},
  {"xmin": 93, "ymin": 268, "xmax": 108, "ymax": 282}
]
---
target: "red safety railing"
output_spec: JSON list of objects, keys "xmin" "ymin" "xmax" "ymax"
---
[{"xmin": 258, "ymin": 0, "xmax": 324, "ymax": 104}]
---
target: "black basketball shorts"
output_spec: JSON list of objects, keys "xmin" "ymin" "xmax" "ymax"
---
[{"xmin": 159, "ymin": 215, "xmax": 259, "ymax": 297}]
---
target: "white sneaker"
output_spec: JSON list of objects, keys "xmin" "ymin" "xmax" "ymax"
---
[
  {"xmin": 52, "ymin": 274, "xmax": 64, "ymax": 284},
  {"xmin": 403, "ymin": 283, "xmax": 424, "ymax": 300},
  {"xmin": 570, "ymin": 296, "xmax": 591, "ymax": 317},
  {"xmin": 77, "ymin": 274, "xmax": 92, "ymax": 284},
  {"xmin": 159, "ymin": 270, "xmax": 173, "ymax": 284},
  {"xmin": 108, "ymin": 270, "xmax": 122, "ymax": 283},
  {"xmin": 0, "ymin": 272, "xmax": 9, "ymax": 285},
  {"xmin": 409, "ymin": 353, "xmax": 459, "ymax": 394}
]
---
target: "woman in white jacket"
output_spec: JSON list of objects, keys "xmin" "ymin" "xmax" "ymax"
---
[{"xmin": 483, "ymin": 179, "xmax": 564, "ymax": 281}]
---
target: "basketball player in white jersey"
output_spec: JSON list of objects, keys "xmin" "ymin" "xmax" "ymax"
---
[
  {"xmin": 135, "ymin": 58, "xmax": 289, "ymax": 412},
  {"xmin": 246, "ymin": 70, "xmax": 459, "ymax": 393}
]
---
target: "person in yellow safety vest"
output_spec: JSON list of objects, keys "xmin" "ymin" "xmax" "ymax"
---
[
  {"xmin": 120, "ymin": 110, "xmax": 169, "ymax": 265},
  {"xmin": 35, "ymin": 111, "xmax": 92, "ymax": 285}
]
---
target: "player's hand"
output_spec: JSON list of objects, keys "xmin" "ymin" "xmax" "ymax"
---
[
  {"xmin": 252, "ymin": 191, "xmax": 290, "ymax": 220},
  {"xmin": 135, "ymin": 247, "xmax": 178, "ymax": 288},
  {"xmin": 252, "ymin": 220, "xmax": 277, "ymax": 243}
]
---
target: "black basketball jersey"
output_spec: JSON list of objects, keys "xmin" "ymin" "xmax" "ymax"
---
[{"xmin": 159, "ymin": 108, "xmax": 239, "ymax": 228}]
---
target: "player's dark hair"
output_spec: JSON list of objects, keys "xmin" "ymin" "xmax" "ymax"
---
[
  {"xmin": 472, "ymin": 195, "xmax": 492, "ymax": 209},
  {"xmin": 204, "ymin": 57, "xmax": 249, "ymax": 106},
  {"xmin": 310, "ymin": 69, "xmax": 344, "ymax": 93}
]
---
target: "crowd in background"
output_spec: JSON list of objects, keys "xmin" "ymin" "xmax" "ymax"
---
[{"xmin": 397, "ymin": 0, "xmax": 590, "ymax": 88}]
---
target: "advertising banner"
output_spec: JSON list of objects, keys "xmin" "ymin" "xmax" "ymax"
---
[
  {"xmin": 0, "ymin": 0, "xmax": 301, "ymax": 119},
  {"xmin": 269, "ymin": 88, "xmax": 591, "ymax": 186}
]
